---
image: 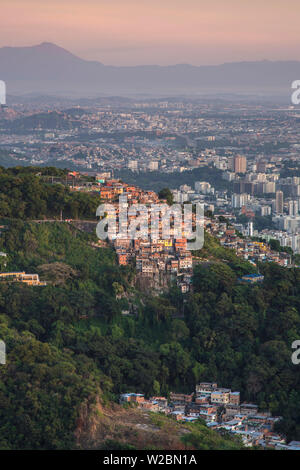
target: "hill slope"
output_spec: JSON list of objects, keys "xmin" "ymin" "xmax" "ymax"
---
[{"xmin": 76, "ymin": 401, "xmax": 243, "ymax": 450}]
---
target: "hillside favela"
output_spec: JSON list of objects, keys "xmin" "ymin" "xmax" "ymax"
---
[{"xmin": 0, "ymin": 0, "xmax": 300, "ymax": 461}]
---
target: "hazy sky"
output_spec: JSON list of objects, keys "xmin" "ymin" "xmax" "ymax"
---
[{"xmin": 1, "ymin": 0, "xmax": 300, "ymax": 65}]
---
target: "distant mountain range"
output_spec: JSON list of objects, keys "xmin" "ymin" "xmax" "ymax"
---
[{"xmin": 0, "ymin": 42, "xmax": 299, "ymax": 97}]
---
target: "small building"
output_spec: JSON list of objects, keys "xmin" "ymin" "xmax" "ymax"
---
[
  {"xmin": 119, "ymin": 393, "xmax": 145, "ymax": 404},
  {"xmin": 240, "ymin": 403, "xmax": 259, "ymax": 415},
  {"xmin": 196, "ymin": 383, "xmax": 218, "ymax": 395},
  {"xmin": 211, "ymin": 389, "xmax": 231, "ymax": 405},
  {"xmin": 169, "ymin": 392, "xmax": 193, "ymax": 404},
  {"xmin": 239, "ymin": 274, "xmax": 264, "ymax": 284},
  {"xmin": 229, "ymin": 391, "xmax": 240, "ymax": 406}
]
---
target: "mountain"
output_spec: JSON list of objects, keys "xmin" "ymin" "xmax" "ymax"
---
[{"xmin": 0, "ymin": 42, "xmax": 299, "ymax": 97}]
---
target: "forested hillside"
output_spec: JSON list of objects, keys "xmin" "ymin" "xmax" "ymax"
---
[
  {"xmin": 0, "ymin": 221, "xmax": 243, "ymax": 450},
  {"xmin": 0, "ymin": 169, "xmax": 299, "ymax": 449},
  {"xmin": 0, "ymin": 166, "xmax": 98, "ymax": 219}
]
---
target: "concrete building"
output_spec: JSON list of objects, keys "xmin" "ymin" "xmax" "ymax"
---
[
  {"xmin": 234, "ymin": 155, "xmax": 247, "ymax": 174},
  {"xmin": 149, "ymin": 161, "xmax": 159, "ymax": 171},
  {"xmin": 128, "ymin": 160, "xmax": 138, "ymax": 171},
  {"xmin": 275, "ymin": 190, "xmax": 284, "ymax": 214},
  {"xmin": 289, "ymin": 200, "xmax": 298, "ymax": 217},
  {"xmin": 231, "ymin": 193, "xmax": 249, "ymax": 209}
]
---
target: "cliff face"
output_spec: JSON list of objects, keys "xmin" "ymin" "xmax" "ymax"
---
[
  {"xmin": 75, "ymin": 398, "xmax": 103, "ymax": 446},
  {"xmin": 135, "ymin": 272, "xmax": 172, "ymax": 293}
]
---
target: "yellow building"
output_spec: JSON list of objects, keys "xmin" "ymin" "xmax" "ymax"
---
[{"xmin": 0, "ymin": 272, "xmax": 46, "ymax": 286}]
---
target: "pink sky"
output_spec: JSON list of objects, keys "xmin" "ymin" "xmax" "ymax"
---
[{"xmin": 1, "ymin": 0, "xmax": 300, "ymax": 65}]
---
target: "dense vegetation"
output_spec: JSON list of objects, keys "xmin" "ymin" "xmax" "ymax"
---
[
  {"xmin": 116, "ymin": 167, "xmax": 232, "ymax": 192},
  {"xmin": 0, "ymin": 219, "xmax": 299, "ymax": 449},
  {"xmin": 0, "ymin": 221, "xmax": 243, "ymax": 450},
  {"xmin": 5, "ymin": 111, "xmax": 79, "ymax": 132},
  {"xmin": 0, "ymin": 150, "xmax": 26, "ymax": 168},
  {"xmin": 0, "ymin": 166, "xmax": 99, "ymax": 219}
]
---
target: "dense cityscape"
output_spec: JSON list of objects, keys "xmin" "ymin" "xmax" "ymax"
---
[{"xmin": 2, "ymin": 97, "xmax": 300, "ymax": 256}]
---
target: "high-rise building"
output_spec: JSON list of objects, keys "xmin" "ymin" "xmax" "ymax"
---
[
  {"xmin": 289, "ymin": 200, "xmax": 298, "ymax": 216},
  {"xmin": 263, "ymin": 182, "xmax": 276, "ymax": 194},
  {"xmin": 234, "ymin": 155, "xmax": 247, "ymax": 174},
  {"xmin": 261, "ymin": 206, "xmax": 271, "ymax": 216},
  {"xmin": 231, "ymin": 193, "xmax": 249, "ymax": 209},
  {"xmin": 247, "ymin": 221, "xmax": 254, "ymax": 237},
  {"xmin": 233, "ymin": 181, "xmax": 254, "ymax": 195},
  {"xmin": 275, "ymin": 190, "xmax": 284, "ymax": 214},
  {"xmin": 227, "ymin": 156, "xmax": 235, "ymax": 171},
  {"xmin": 257, "ymin": 160, "xmax": 267, "ymax": 173}
]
